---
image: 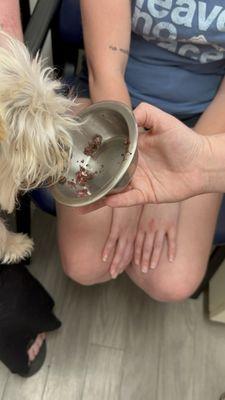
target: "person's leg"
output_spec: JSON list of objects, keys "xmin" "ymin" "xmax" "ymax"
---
[
  {"xmin": 127, "ymin": 193, "xmax": 222, "ymax": 302},
  {"xmin": 57, "ymin": 203, "xmax": 114, "ymax": 285}
]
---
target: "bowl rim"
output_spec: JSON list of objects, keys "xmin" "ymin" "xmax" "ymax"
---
[{"xmin": 51, "ymin": 100, "xmax": 138, "ymax": 207}]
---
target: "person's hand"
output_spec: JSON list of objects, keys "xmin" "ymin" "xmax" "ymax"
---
[
  {"xmin": 106, "ymin": 103, "xmax": 209, "ymax": 208},
  {"xmin": 134, "ymin": 202, "xmax": 180, "ymax": 273},
  {"xmin": 102, "ymin": 206, "xmax": 142, "ymax": 279}
]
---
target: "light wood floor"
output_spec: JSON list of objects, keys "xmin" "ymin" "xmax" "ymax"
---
[{"xmin": 1, "ymin": 208, "xmax": 225, "ymax": 400}]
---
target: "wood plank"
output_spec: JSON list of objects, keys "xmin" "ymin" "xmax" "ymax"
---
[
  {"xmin": 119, "ymin": 281, "xmax": 162, "ymax": 400},
  {"xmin": 2, "ymin": 209, "xmax": 225, "ymax": 400},
  {"xmin": 0, "ymin": 367, "xmax": 9, "ymax": 399},
  {"xmin": 89, "ymin": 274, "xmax": 131, "ymax": 350},
  {"xmin": 192, "ymin": 297, "xmax": 225, "ymax": 400},
  {"xmin": 82, "ymin": 344, "xmax": 123, "ymax": 400},
  {"xmin": 42, "ymin": 282, "xmax": 96, "ymax": 400},
  {"xmin": 155, "ymin": 299, "xmax": 199, "ymax": 400}
]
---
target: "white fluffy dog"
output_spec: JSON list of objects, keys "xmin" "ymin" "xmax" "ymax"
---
[{"xmin": 0, "ymin": 33, "xmax": 79, "ymax": 263}]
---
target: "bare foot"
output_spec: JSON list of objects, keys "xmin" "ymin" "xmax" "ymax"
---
[{"xmin": 27, "ymin": 333, "xmax": 46, "ymax": 363}]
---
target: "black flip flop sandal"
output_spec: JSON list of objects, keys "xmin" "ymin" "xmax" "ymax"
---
[
  {"xmin": 0, "ymin": 263, "xmax": 61, "ymax": 377},
  {"xmin": 19, "ymin": 339, "xmax": 47, "ymax": 378}
]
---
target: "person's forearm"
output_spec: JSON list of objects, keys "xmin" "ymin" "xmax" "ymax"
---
[
  {"xmin": 80, "ymin": 0, "xmax": 131, "ymax": 107},
  {"xmin": 89, "ymin": 70, "xmax": 131, "ymax": 106},
  {"xmin": 193, "ymin": 78, "xmax": 225, "ymax": 193},
  {"xmin": 0, "ymin": 0, "xmax": 23, "ymax": 41},
  {"xmin": 194, "ymin": 77, "xmax": 225, "ymax": 136},
  {"xmin": 202, "ymin": 133, "xmax": 225, "ymax": 193}
]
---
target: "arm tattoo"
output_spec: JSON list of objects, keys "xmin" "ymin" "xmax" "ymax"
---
[{"xmin": 109, "ymin": 45, "xmax": 129, "ymax": 55}]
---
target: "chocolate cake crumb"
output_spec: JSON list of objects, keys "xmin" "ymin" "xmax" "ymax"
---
[{"xmin": 84, "ymin": 134, "xmax": 103, "ymax": 156}]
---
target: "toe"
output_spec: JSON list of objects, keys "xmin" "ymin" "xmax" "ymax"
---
[{"xmin": 27, "ymin": 333, "xmax": 45, "ymax": 363}]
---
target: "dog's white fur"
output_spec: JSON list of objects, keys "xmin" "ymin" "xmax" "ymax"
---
[
  {"xmin": 0, "ymin": 32, "xmax": 80, "ymax": 263},
  {"xmin": 0, "ymin": 218, "xmax": 33, "ymax": 263}
]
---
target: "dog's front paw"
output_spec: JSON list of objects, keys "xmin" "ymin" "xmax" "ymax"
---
[{"xmin": 1, "ymin": 232, "xmax": 34, "ymax": 264}]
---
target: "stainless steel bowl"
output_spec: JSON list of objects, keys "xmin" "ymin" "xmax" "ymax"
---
[{"xmin": 51, "ymin": 101, "xmax": 138, "ymax": 207}]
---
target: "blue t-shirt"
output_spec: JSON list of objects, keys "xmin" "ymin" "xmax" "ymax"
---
[{"xmin": 127, "ymin": 0, "xmax": 225, "ymax": 115}]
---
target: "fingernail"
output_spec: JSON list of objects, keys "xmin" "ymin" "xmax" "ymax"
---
[
  {"xmin": 150, "ymin": 263, "xmax": 156, "ymax": 269},
  {"xmin": 102, "ymin": 255, "xmax": 108, "ymax": 262},
  {"xmin": 169, "ymin": 257, "xmax": 174, "ymax": 262},
  {"xmin": 141, "ymin": 266, "xmax": 148, "ymax": 273},
  {"xmin": 111, "ymin": 272, "xmax": 118, "ymax": 279}
]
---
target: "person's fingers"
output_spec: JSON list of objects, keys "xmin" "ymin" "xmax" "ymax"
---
[
  {"xmin": 33, "ymin": 345, "xmax": 39, "ymax": 358},
  {"xmin": 110, "ymin": 238, "xmax": 127, "ymax": 279},
  {"xmin": 134, "ymin": 230, "xmax": 145, "ymax": 267},
  {"xmin": 35, "ymin": 336, "xmax": 42, "ymax": 349},
  {"xmin": 140, "ymin": 232, "xmax": 155, "ymax": 273},
  {"xmin": 134, "ymin": 102, "xmax": 179, "ymax": 133},
  {"xmin": 150, "ymin": 231, "xmax": 165, "ymax": 270},
  {"xmin": 28, "ymin": 349, "xmax": 35, "ymax": 362},
  {"xmin": 40, "ymin": 333, "xmax": 46, "ymax": 340},
  {"xmin": 102, "ymin": 232, "xmax": 117, "ymax": 262},
  {"xmin": 167, "ymin": 227, "xmax": 177, "ymax": 262},
  {"xmin": 134, "ymin": 103, "xmax": 157, "ymax": 129}
]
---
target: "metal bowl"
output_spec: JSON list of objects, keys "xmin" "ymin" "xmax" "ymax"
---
[{"xmin": 51, "ymin": 101, "xmax": 138, "ymax": 207}]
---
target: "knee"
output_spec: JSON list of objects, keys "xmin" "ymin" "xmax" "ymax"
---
[
  {"xmin": 60, "ymin": 246, "xmax": 109, "ymax": 286},
  {"xmin": 138, "ymin": 264, "xmax": 203, "ymax": 303},
  {"xmin": 63, "ymin": 263, "xmax": 95, "ymax": 286},
  {"xmin": 150, "ymin": 280, "xmax": 197, "ymax": 303},
  {"xmin": 61, "ymin": 253, "xmax": 99, "ymax": 286}
]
